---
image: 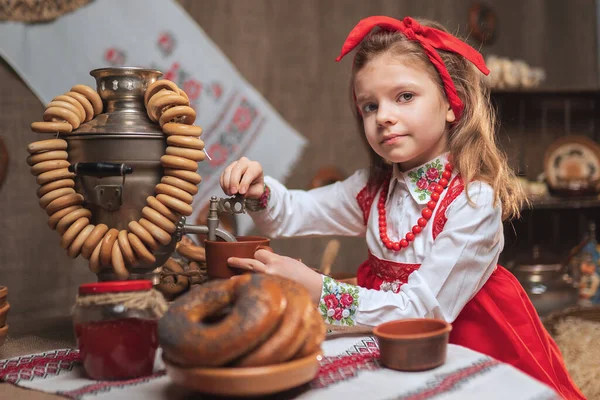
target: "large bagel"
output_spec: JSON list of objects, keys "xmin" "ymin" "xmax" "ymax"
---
[
  {"xmin": 234, "ymin": 276, "xmax": 314, "ymax": 367},
  {"xmin": 158, "ymin": 274, "xmax": 287, "ymax": 367},
  {"xmin": 295, "ymin": 307, "xmax": 327, "ymax": 358}
]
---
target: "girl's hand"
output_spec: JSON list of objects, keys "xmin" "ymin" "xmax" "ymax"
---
[
  {"xmin": 219, "ymin": 157, "xmax": 265, "ymax": 199},
  {"xmin": 228, "ymin": 249, "xmax": 324, "ymax": 304}
]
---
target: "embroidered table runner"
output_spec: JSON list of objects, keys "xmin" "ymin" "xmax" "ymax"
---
[{"xmin": 0, "ymin": 335, "xmax": 559, "ymax": 400}]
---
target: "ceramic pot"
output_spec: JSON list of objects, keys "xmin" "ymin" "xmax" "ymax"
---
[
  {"xmin": 509, "ymin": 246, "xmax": 579, "ymax": 316},
  {"xmin": 204, "ymin": 236, "xmax": 271, "ymax": 279},
  {"xmin": 373, "ymin": 318, "xmax": 451, "ymax": 371}
]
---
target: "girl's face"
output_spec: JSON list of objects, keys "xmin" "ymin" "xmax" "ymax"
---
[{"xmin": 354, "ymin": 53, "xmax": 455, "ymax": 171}]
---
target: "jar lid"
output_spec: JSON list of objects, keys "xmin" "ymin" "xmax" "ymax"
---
[{"xmin": 79, "ymin": 280, "xmax": 153, "ymax": 294}]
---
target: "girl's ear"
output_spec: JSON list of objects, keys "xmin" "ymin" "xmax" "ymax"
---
[{"xmin": 446, "ymin": 106, "xmax": 456, "ymax": 123}]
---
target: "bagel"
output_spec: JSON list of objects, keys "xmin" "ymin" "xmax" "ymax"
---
[
  {"xmin": 51, "ymin": 95, "xmax": 86, "ymax": 122},
  {"xmin": 146, "ymin": 195, "xmax": 179, "ymax": 223},
  {"xmin": 144, "ymin": 80, "xmax": 180, "ymax": 107},
  {"xmin": 27, "ymin": 150, "xmax": 68, "ymax": 166},
  {"xmin": 163, "ymin": 168, "xmax": 202, "ymax": 185},
  {"xmin": 161, "ymin": 175, "xmax": 199, "ymax": 195},
  {"xmin": 48, "ymin": 205, "xmax": 82, "ymax": 230},
  {"xmin": 234, "ymin": 276, "xmax": 314, "ymax": 367},
  {"xmin": 27, "ymin": 139, "xmax": 68, "ymax": 154},
  {"xmin": 37, "ymin": 178, "xmax": 75, "ymax": 197},
  {"xmin": 117, "ymin": 229, "xmax": 137, "ymax": 265},
  {"xmin": 64, "ymin": 91, "xmax": 94, "ymax": 122},
  {"xmin": 176, "ymin": 242, "xmax": 206, "ymax": 262},
  {"xmin": 71, "ymin": 84, "xmax": 103, "ymax": 115},
  {"xmin": 162, "ymin": 122, "xmax": 202, "ymax": 136},
  {"xmin": 156, "ymin": 258, "xmax": 190, "ymax": 298},
  {"xmin": 295, "ymin": 307, "xmax": 327, "ymax": 359},
  {"xmin": 81, "ymin": 224, "xmax": 109, "ymax": 260},
  {"xmin": 158, "ymin": 274, "xmax": 287, "ymax": 367}
]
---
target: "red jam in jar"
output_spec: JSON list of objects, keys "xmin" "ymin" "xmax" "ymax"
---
[{"xmin": 73, "ymin": 280, "xmax": 160, "ymax": 380}]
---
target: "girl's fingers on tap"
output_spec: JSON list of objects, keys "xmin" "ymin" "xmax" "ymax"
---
[
  {"xmin": 240, "ymin": 161, "xmax": 264, "ymax": 198},
  {"xmin": 229, "ymin": 157, "xmax": 253, "ymax": 195},
  {"xmin": 220, "ymin": 160, "xmax": 236, "ymax": 195}
]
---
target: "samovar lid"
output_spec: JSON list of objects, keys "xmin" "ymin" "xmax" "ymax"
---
[{"xmin": 69, "ymin": 67, "xmax": 165, "ymax": 138}]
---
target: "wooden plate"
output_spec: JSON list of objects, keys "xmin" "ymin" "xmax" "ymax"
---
[
  {"xmin": 544, "ymin": 135, "xmax": 600, "ymax": 195},
  {"xmin": 163, "ymin": 351, "xmax": 322, "ymax": 397}
]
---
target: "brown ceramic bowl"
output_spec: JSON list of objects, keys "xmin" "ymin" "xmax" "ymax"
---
[
  {"xmin": 204, "ymin": 236, "xmax": 271, "ymax": 279},
  {"xmin": 0, "ymin": 302, "xmax": 9, "ymax": 327},
  {"xmin": 163, "ymin": 351, "xmax": 322, "ymax": 397},
  {"xmin": 373, "ymin": 318, "xmax": 452, "ymax": 371}
]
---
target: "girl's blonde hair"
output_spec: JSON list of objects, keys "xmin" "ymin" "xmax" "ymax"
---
[{"xmin": 350, "ymin": 18, "xmax": 526, "ymax": 220}]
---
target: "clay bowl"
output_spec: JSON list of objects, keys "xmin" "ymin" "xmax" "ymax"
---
[
  {"xmin": 163, "ymin": 351, "xmax": 322, "ymax": 397},
  {"xmin": 0, "ymin": 302, "xmax": 9, "ymax": 327},
  {"xmin": 0, "ymin": 325, "xmax": 7, "ymax": 348},
  {"xmin": 373, "ymin": 318, "xmax": 452, "ymax": 371},
  {"xmin": 204, "ymin": 236, "xmax": 271, "ymax": 279}
]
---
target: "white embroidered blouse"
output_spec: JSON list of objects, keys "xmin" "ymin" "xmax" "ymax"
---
[{"xmin": 250, "ymin": 154, "xmax": 504, "ymax": 327}]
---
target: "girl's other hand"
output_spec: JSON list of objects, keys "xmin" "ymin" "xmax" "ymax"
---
[{"xmin": 219, "ymin": 157, "xmax": 265, "ymax": 198}]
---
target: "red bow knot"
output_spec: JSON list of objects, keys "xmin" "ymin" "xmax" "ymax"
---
[
  {"xmin": 336, "ymin": 16, "xmax": 489, "ymax": 121},
  {"xmin": 401, "ymin": 17, "xmax": 421, "ymax": 40}
]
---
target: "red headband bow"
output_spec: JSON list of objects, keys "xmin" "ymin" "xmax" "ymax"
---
[{"xmin": 336, "ymin": 16, "xmax": 490, "ymax": 121}]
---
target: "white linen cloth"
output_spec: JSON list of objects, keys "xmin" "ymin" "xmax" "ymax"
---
[{"xmin": 0, "ymin": 335, "xmax": 558, "ymax": 399}]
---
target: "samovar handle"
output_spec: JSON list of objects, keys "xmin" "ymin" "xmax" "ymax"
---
[{"xmin": 68, "ymin": 162, "xmax": 133, "ymax": 177}]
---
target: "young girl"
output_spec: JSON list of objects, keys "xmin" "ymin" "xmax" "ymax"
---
[{"xmin": 221, "ymin": 16, "xmax": 584, "ymax": 399}]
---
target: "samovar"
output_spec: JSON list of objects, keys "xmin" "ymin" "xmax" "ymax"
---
[{"xmin": 61, "ymin": 67, "xmax": 238, "ymax": 282}]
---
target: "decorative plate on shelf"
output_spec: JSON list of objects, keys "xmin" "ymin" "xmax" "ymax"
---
[{"xmin": 544, "ymin": 135, "xmax": 600, "ymax": 196}]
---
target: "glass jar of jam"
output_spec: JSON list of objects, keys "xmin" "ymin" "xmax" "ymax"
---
[{"xmin": 72, "ymin": 280, "xmax": 166, "ymax": 380}]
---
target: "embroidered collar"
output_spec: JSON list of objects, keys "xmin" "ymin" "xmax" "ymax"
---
[{"xmin": 392, "ymin": 153, "xmax": 450, "ymax": 204}]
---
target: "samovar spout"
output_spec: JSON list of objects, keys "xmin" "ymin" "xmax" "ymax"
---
[{"xmin": 177, "ymin": 196, "xmax": 237, "ymax": 242}]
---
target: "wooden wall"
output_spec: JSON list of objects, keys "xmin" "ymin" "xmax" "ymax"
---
[{"xmin": 0, "ymin": 0, "xmax": 597, "ymax": 326}]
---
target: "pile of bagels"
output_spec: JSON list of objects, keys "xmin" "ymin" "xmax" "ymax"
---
[{"xmin": 159, "ymin": 274, "xmax": 326, "ymax": 368}]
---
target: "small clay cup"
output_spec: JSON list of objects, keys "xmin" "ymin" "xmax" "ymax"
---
[
  {"xmin": 373, "ymin": 318, "xmax": 452, "ymax": 371},
  {"xmin": 204, "ymin": 236, "xmax": 271, "ymax": 279}
]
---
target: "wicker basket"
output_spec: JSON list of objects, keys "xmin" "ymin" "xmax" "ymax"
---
[{"xmin": 542, "ymin": 305, "xmax": 600, "ymax": 337}]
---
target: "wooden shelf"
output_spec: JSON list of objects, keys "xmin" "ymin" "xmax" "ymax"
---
[{"xmin": 526, "ymin": 195, "xmax": 600, "ymax": 210}]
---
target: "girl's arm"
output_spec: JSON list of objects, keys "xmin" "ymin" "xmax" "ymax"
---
[
  {"xmin": 249, "ymin": 169, "xmax": 369, "ymax": 238},
  {"xmin": 318, "ymin": 182, "xmax": 502, "ymax": 327}
]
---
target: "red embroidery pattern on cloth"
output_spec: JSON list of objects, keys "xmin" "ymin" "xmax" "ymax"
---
[
  {"xmin": 368, "ymin": 252, "xmax": 420, "ymax": 284},
  {"xmin": 58, "ymin": 371, "xmax": 166, "ymax": 398},
  {"xmin": 397, "ymin": 359, "xmax": 501, "ymax": 400},
  {"xmin": 432, "ymin": 175, "xmax": 464, "ymax": 240},
  {"xmin": 311, "ymin": 336, "xmax": 501, "ymax": 393},
  {"xmin": 0, "ymin": 349, "xmax": 80, "ymax": 383},
  {"xmin": 312, "ymin": 337, "xmax": 380, "ymax": 389}
]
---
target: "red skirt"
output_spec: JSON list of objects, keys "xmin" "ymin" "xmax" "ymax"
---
[{"xmin": 357, "ymin": 255, "xmax": 585, "ymax": 400}]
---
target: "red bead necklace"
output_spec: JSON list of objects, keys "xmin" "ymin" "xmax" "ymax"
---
[{"xmin": 378, "ymin": 161, "xmax": 454, "ymax": 251}]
